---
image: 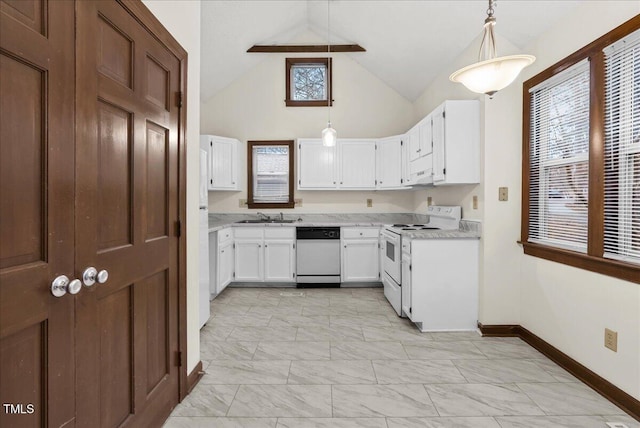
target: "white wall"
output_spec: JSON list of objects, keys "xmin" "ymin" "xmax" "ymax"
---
[
  {"xmin": 412, "ymin": 1, "xmax": 640, "ymax": 399},
  {"xmin": 201, "ymin": 30, "xmax": 416, "ymax": 213},
  {"xmin": 142, "ymin": 0, "xmax": 201, "ymax": 374}
]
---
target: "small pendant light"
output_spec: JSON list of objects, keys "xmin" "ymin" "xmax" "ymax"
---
[
  {"xmin": 322, "ymin": 0, "xmax": 336, "ymax": 147},
  {"xmin": 450, "ymin": 0, "xmax": 535, "ymax": 96}
]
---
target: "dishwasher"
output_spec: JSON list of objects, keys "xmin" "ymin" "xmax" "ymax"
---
[{"xmin": 296, "ymin": 227, "xmax": 341, "ymax": 287}]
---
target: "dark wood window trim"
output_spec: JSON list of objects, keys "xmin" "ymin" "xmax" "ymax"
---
[
  {"xmin": 285, "ymin": 57, "xmax": 333, "ymax": 107},
  {"xmin": 521, "ymin": 15, "xmax": 640, "ymax": 285},
  {"xmin": 247, "ymin": 140, "xmax": 295, "ymax": 209}
]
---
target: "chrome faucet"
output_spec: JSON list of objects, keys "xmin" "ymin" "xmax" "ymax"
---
[
  {"xmin": 257, "ymin": 212, "xmax": 270, "ymax": 221},
  {"xmin": 279, "ymin": 212, "xmax": 284, "ymax": 221}
]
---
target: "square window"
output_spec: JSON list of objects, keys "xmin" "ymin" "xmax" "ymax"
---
[{"xmin": 285, "ymin": 58, "xmax": 332, "ymax": 107}]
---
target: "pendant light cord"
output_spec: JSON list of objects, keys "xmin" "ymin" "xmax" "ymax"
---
[{"xmin": 478, "ymin": 0, "xmax": 497, "ymax": 62}]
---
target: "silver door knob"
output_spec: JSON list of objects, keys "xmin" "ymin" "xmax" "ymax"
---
[
  {"xmin": 83, "ymin": 267, "xmax": 109, "ymax": 286},
  {"xmin": 51, "ymin": 275, "xmax": 82, "ymax": 297}
]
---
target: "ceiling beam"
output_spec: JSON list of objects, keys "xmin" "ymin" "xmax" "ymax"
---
[{"xmin": 247, "ymin": 44, "xmax": 366, "ymax": 53}]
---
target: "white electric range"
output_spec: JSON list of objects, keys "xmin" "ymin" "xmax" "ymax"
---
[{"xmin": 381, "ymin": 206, "xmax": 462, "ymax": 316}]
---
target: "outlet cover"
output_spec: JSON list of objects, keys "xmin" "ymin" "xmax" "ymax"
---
[
  {"xmin": 366, "ymin": 198, "xmax": 373, "ymax": 207},
  {"xmin": 239, "ymin": 199, "xmax": 248, "ymax": 208},
  {"xmin": 294, "ymin": 198, "xmax": 302, "ymax": 207},
  {"xmin": 472, "ymin": 195, "xmax": 478, "ymax": 210},
  {"xmin": 427, "ymin": 196, "xmax": 433, "ymax": 206},
  {"xmin": 499, "ymin": 187, "xmax": 509, "ymax": 201},
  {"xmin": 605, "ymin": 328, "xmax": 618, "ymax": 352}
]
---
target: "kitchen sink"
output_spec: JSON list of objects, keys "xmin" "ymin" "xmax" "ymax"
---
[{"xmin": 235, "ymin": 219, "xmax": 297, "ymax": 224}]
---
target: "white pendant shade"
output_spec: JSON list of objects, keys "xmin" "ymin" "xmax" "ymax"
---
[
  {"xmin": 322, "ymin": 124, "xmax": 337, "ymax": 147},
  {"xmin": 450, "ymin": 54, "xmax": 536, "ymax": 96}
]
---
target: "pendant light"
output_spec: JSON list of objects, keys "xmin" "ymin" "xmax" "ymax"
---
[
  {"xmin": 321, "ymin": 0, "xmax": 336, "ymax": 147},
  {"xmin": 449, "ymin": 0, "xmax": 535, "ymax": 96}
]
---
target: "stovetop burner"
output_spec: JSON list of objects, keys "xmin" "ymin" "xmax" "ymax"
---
[
  {"xmin": 392, "ymin": 224, "xmax": 409, "ymax": 227},
  {"xmin": 401, "ymin": 226, "xmax": 440, "ymax": 231}
]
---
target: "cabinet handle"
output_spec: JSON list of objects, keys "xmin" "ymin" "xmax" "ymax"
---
[
  {"xmin": 258, "ymin": 245, "xmax": 261, "ymax": 248},
  {"xmin": 221, "ymin": 250, "xmax": 224, "ymax": 253},
  {"xmin": 333, "ymin": 181, "xmax": 336, "ymax": 184},
  {"xmin": 264, "ymin": 244, "xmax": 268, "ymax": 248},
  {"xmin": 340, "ymin": 182, "xmax": 343, "ymax": 184}
]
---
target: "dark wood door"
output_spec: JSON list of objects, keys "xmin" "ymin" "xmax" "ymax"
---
[
  {"xmin": 75, "ymin": 1, "xmax": 182, "ymax": 426},
  {"xmin": 0, "ymin": 1, "xmax": 76, "ymax": 427}
]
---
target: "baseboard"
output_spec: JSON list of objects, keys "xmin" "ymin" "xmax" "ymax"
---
[
  {"xmin": 186, "ymin": 361, "xmax": 204, "ymax": 395},
  {"xmin": 477, "ymin": 322, "xmax": 640, "ymax": 421}
]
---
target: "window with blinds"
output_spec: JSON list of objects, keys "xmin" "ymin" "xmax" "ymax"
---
[
  {"xmin": 604, "ymin": 29, "xmax": 640, "ymax": 264},
  {"xmin": 528, "ymin": 59, "xmax": 591, "ymax": 252},
  {"xmin": 252, "ymin": 146, "xmax": 290, "ymax": 203}
]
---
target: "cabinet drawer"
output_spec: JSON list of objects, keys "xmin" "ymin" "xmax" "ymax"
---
[
  {"xmin": 233, "ymin": 227, "xmax": 264, "ymax": 240},
  {"xmin": 341, "ymin": 227, "xmax": 379, "ymax": 239},
  {"xmin": 264, "ymin": 227, "xmax": 295, "ymax": 239},
  {"xmin": 218, "ymin": 227, "xmax": 233, "ymax": 244}
]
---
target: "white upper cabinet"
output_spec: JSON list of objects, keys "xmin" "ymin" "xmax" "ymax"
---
[
  {"xmin": 200, "ymin": 135, "xmax": 239, "ymax": 191},
  {"xmin": 407, "ymin": 123, "xmax": 421, "ymax": 162},
  {"xmin": 432, "ymin": 100, "xmax": 480, "ymax": 185},
  {"xmin": 297, "ymin": 139, "xmax": 336, "ymax": 189},
  {"xmin": 338, "ymin": 139, "xmax": 376, "ymax": 189},
  {"xmin": 376, "ymin": 135, "xmax": 405, "ymax": 189}
]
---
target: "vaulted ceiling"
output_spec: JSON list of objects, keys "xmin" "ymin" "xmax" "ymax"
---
[{"xmin": 200, "ymin": 1, "xmax": 582, "ymax": 102}]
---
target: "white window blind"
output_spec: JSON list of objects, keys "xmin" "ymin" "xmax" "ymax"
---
[
  {"xmin": 528, "ymin": 59, "xmax": 590, "ymax": 252},
  {"xmin": 252, "ymin": 146, "xmax": 290, "ymax": 203},
  {"xmin": 604, "ymin": 29, "xmax": 640, "ymax": 264}
]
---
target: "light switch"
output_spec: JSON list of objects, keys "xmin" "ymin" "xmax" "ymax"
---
[{"xmin": 499, "ymin": 187, "xmax": 508, "ymax": 201}]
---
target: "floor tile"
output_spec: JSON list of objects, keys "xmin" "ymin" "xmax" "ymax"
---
[
  {"xmin": 228, "ymin": 385, "xmax": 332, "ymax": 417},
  {"xmin": 253, "ymin": 341, "xmax": 330, "ymax": 360},
  {"xmin": 200, "ymin": 341, "xmax": 258, "ymax": 360},
  {"xmin": 516, "ymin": 382, "xmax": 626, "ymax": 415},
  {"xmin": 210, "ymin": 304, "xmax": 252, "ymax": 316},
  {"xmin": 362, "ymin": 326, "xmax": 431, "ymax": 342},
  {"xmin": 200, "ymin": 325, "xmax": 235, "ymax": 341},
  {"xmin": 209, "ymin": 315, "xmax": 273, "ymax": 327},
  {"xmin": 332, "ymin": 384, "xmax": 438, "ymax": 417},
  {"xmin": 387, "ymin": 416, "xmax": 501, "ymax": 428},
  {"xmin": 330, "ymin": 341, "xmax": 408, "ymax": 360},
  {"xmin": 226, "ymin": 327, "xmax": 297, "ymax": 342},
  {"xmin": 372, "ymin": 359, "xmax": 467, "ymax": 384},
  {"xmin": 288, "ymin": 360, "xmax": 377, "ymax": 384},
  {"xmin": 164, "ymin": 417, "xmax": 277, "ymax": 428},
  {"xmin": 425, "ymin": 383, "xmax": 545, "ymax": 416},
  {"xmin": 268, "ymin": 315, "xmax": 330, "ymax": 327},
  {"xmin": 170, "ymin": 384, "xmax": 238, "ymax": 417},
  {"xmin": 527, "ymin": 358, "xmax": 579, "ymax": 383},
  {"xmin": 403, "ymin": 340, "xmax": 487, "ymax": 360},
  {"xmin": 296, "ymin": 325, "xmax": 364, "ymax": 341},
  {"xmin": 330, "ymin": 315, "xmax": 392, "ymax": 328},
  {"xmin": 430, "ymin": 331, "xmax": 483, "ymax": 341},
  {"xmin": 202, "ymin": 360, "xmax": 291, "ymax": 384},
  {"xmin": 453, "ymin": 359, "xmax": 557, "ymax": 383},
  {"xmin": 495, "ymin": 415, "xmax": 616, "ymax": 427},
  {"xmin": 248, "ymin": 306, "xmax": 302, "ymax": 316},
  {"xmin": 276, "ymin": 418, "xmax": 388, "ymax": 428},
  {"xmin": 301, "ymin": 305, "xmax": 354, "ymax": 316},
  {"xmin": 473, "ymin": 339, "xmax": 545, "ymax": 359},
  {"xmin": 600, "ymin": 415, "xmax": 640, "ymax": 428}
]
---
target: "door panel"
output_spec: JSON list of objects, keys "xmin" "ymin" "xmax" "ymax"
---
[
  {"xmin": 0, "ymin": 1, "xmax": 75, "ymax": 427},
  {"xmin": 76, "ymin": 1, "xmax": 181, "ymax": 426}
]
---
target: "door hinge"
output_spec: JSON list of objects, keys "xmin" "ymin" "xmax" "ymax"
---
[
  {"xmin": 233, "ymin": 243, "xmax": 236, "ymax": 249},
  {"xmin": 176, "ymin": 220, "xmax": 182, "ymax": 237},
  {"xmin": 443, "ymin": 168, "xmax": 446, "ymax": 175},
  {"xmin": 409, "ymin": 307, "xmax": 412, "ymax": 313},
  {"xmin": 409, "ymin": 264, "xmax": 412, "ymax": 271},
  {"xmin": 375, "ymin": 145, "xmax": 377, "ymax": 150},
  {"xmin": 233, "ymin": 272, "xmax": 236, "ymax": 278},
  {"xmin": 442, "ymin": 111, "xmax": 446, "ymax": 119},
  {"xmin": 293, "ymin": 243, "xmax": 295, "ymax": 249},
  {"xmin": 400, "ymin": 178, "xmax": 404, "ymax": 184},
  {"xmin": 375, "ymin": 180, "xmax": 378, "ymax": 185},
  {"xmin": 210, "ymin": 141, "xmax": 213, "ymax": 147},
  {"xmin": 176, "ymin": 351, "xmax": 183, "ymax": 367},
  {"xmin": 293, "ymin": 272, "xmax": 296, "ymax": 278},
  {"xmin": 177, "ymin": 92, "xmax": 183, "ymax": 108},
  {"xmin": 299, "ymin": 144, "xmax": 301, "ymax": 149},
  {"xmin": 298, "ymin": 179, "xmax": 301, "ymax": 185},
  {"xmin": 400, "ymin": 140, "xmax": 403, "ymax": 146}
]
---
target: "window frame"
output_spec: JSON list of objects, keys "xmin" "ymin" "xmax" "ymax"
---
[
  {"xmin": 247, "ymin": 140, "xmax": 295, "ymax": 209},
  {"xmin": 522, "ymin": 15, "xmax": 640, "ymax": 284},
  {"xmin": 285, "ymin": 58, "xmax": 333, "ymax": 107}
]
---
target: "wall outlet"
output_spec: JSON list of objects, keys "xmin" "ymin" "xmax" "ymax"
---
[
  {"xmin": 427, "ymin": 196, "xmax": 433, "ymax": 206},
  {"xmin": 239, "ymin": 199, "xmax": 248, "ymax": 208},
  {"xmin": 499, "ymin": 187, "xmax": 509, "ymax": 201},
  {"xmin": 294, "ymin": 198, "xmax": 302, "ymax": 207},
  {"xmin": 605, "ymin": 328, "xmax": 618, "ymax": 352},
  {"xmin": 472, "ymin": 195, "xmax": 478, "ymax": 210},
  {"xmin": 366, "ymin": 198, "xmax": 373, "ymax": 207}
]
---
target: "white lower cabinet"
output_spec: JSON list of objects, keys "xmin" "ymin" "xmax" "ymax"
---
[
  {"xmin": 210, "ymin": 227, "xmax": 234, "ymax": 297},
  {"xmin": 341, "ymin": 227, "xmax": 380, "ymax": 283},
  {"xmin": 233, "ymin": 227, "xmax": 295, "ymax": 283},
  {"xmin": 401, "ymin": 251, "xmax": 412, "ymax": 319}
]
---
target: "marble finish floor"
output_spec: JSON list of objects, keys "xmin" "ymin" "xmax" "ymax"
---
[{"xmin": 164, "ymin": 287, "xmax": 637, "ymax": 428}]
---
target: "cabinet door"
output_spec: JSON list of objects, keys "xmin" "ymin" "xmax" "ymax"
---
[
  {"xmin": 218, "ymin": 241, "xmax": 234, "ymax": 292},
  {"xmin": 418, "ymin": 115, "xmax": 433, "ymax": 156},
  {"xmin": 432, "ymin": 105, "xmax": 446, "ymax": 183},
  {"xmin": 211, "ymin": 137, "xmax": 237, "ymax": 189},
  {"xmin": 298, "ymin": 139, "xmax": 336, "ymax": 188},
  {"xmin": 342, "ymin": 240, "xmax": 380, "ymax": 282},
  {"xmin": 376, "ymin": 136, "xmax": 403, "ymax": 188},
  {"xmin": 234, "ymin": 240, "xmax": 263, "ymax": 281},
  {"xmin": 264, "ymin": 240, "xmax": 295, "ymax": 282},
  {"xmin": 338, "ymin": 140, "xmax": 376, "ymax": 188},
  {"xmin": 401, "ymin": 252, "xmax": 412, "ymax": 319},
  {"xmin": 407, "ymin": 124, "xmax": 421, "ymax": 162}
]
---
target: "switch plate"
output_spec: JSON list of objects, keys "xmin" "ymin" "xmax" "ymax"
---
[
  {"xmin": 605, "ymin": 328, "xmax": 618, "ymax": 352},
  {"xmin": 472, "ymin": 195, "xmax": 478, "ymax": 210},
  {"xmin": 239, "ymin": 199, "xmax": 248, "ymax": 207},
  {"xmin": 499, "ymin": 187, "xmax": 509, "ymax": 201},
  {"xmin": 427, "ymin": 196, "xmax": 433, "ymax": 206},
  {"xmin": 294, "ymin": 198, "xmax": 302, "ymax": 207},
  {"xmin": 367, "ymin": 198, "xmax": 373, "ymax": 207}
]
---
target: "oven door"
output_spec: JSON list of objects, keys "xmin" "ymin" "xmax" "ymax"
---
[{"xmin": 381, "ymin": 230, "xmax": 401, "ymax": 284}]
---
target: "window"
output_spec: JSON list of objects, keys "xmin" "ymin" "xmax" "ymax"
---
[
  {"xmin": 247, "ymin": 140, "xmax": 294, "ymax": 209},
  {"xmin": 522, "ymin": 17, "xmax": 640, "ymax": 284},
  {"xmin": 285, "ymin": 58, "xmax": 332, "ymax": 107}
]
